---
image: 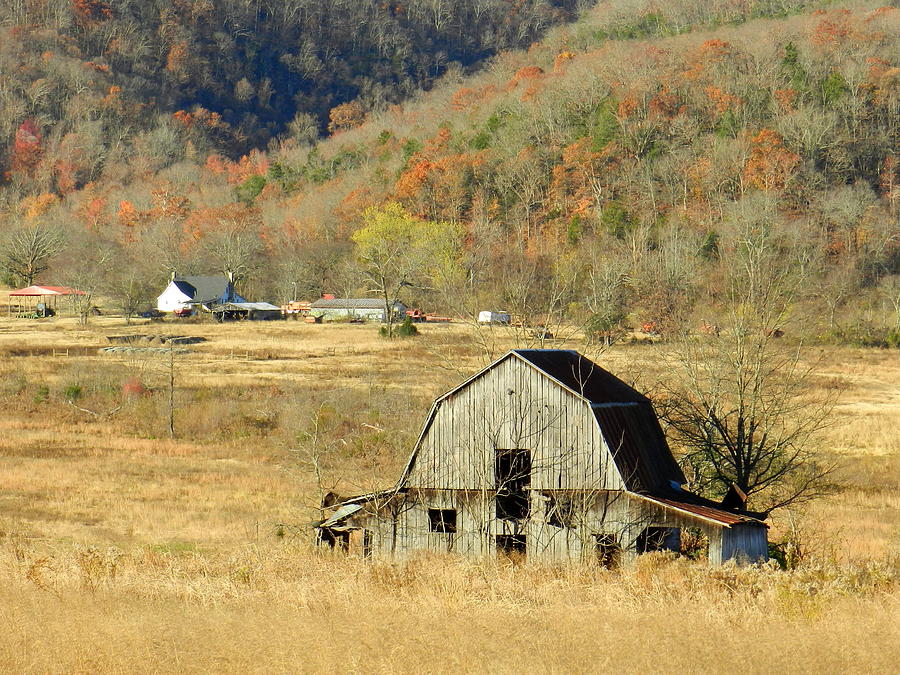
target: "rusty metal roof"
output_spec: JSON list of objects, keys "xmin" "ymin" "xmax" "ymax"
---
[
  {"xmin": 635, "ymin": 487, "xmax": 767, "ymax": 527},
  {"xmin": 593, "ymin": 402, "xmax": 685, "ymax": 492},
  {"xmin": 9, "ymin": 285, "xmax": 86, "ymax": 296},
  {"xmin": 513, "ymin": 350, "xmax": 648, "ymax": 404}
]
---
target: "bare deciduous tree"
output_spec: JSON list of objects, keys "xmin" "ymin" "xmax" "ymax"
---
[
  {"xmin": 583, "ymin": 250, "xmax": 630, "ymax": 347},
  {"xmin": 204, "ymin": 224, "xmax": 263, "ymax": 287},
  {"xmin": 660, "ymin": 217, "xmax": 838, "ymax": 513},
  {"xmin": 1, "ymin": 223, "xmax": 65, "ymax": 286}
]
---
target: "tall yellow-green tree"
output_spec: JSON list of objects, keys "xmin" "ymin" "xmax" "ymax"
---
[{"xmin": 351, "ymin": 202, "xmax": 463, "ymax": 338}]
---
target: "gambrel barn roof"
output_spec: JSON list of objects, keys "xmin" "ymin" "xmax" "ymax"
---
[
  {"xmin": 513, "ymin": 349, "xmax": 685, "ymax": 493},
  {"xmin": 396, "ymin": 349, "xmax": 763, "ymax": 528}
]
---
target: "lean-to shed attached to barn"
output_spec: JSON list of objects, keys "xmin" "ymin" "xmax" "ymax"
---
[{"xmin": 317, "ymin": 350, "xmax": 768, "ymax": 565}]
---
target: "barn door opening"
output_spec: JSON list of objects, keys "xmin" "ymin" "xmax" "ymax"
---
[
  {"xmin": 594, "ymin": 534, "xmax": 621, "ymax": 569},
  {"xmin": 318, "ymin": 528, "xmax": 350, "ymax": 552},
  {"xmin": 495, "ymin": 448, "xmax": 531, "ymax": 521},
  {"xmin": 496, "ymin": 534, "xmax": 527, "ymax": 561},
  {"xmin": 636, "ymin": 527, "xmax": 680, "ymax": 554}
]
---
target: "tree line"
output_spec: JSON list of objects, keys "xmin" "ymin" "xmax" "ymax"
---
[
  {"xmin": 0, "ymin": 1, "xmax": 897, "ymax": 346},
  {"xmin": 0, "ymin": 0, "xmax": 581, "ymax": 189}
]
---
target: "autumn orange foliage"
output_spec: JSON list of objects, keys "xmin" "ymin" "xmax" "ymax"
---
[
  {"xmin": 72, "ymin": 0, "xmax": 113, "ymax": 26},
  {"xmin": 117, "ymin": 200, "xmax": 139, "ymax": 228},
  {"xmin": 173, "ymin": 107, "xmax": 226, "ymax": 130},
  {"xmin": 551, "ymin": 138, "xmax": 619, "ymax": 219},
  {"xmin": 743, "ymin": 129, "xmax": 800, "ymax": 191},
  {"xmin": 12, "ymin": 119, "xmax": 43, "ymax": 174},
  {"xmin": 648, "ymin": 86, "xmax": 682, "ymax": 119},
  {"xmin": 451, "ymin": 85, "xmax": 499, "ymax": 111},
  {"xmin": 20, "ymin": 193, "xmax": 57, "ymax": 221},
  {"xmin": 617, "ymin": 93, "xmax": 638, "ymax": 119},
  {"xmin": 507, "ymin": 66, "xmax": 545, "ymax": 90},
  {"xmin": 553, "ymin": 51, "xmax": 576, "ymax": 71},
  {"xmin": 166, "ymin": 41, "xmax": 189, "ymax": 74},
  {"xmin": 328, "ymin": 101, "xmax": 366, "ymax": 134},
  {"xmin": 773, "ymin": 88, "xmax": 799, "ymax": 112},
  {"xmin": 704, "ymin": 86, "xmax": 742, "ymax": 114},
  {"xmin": 810, "ymin": 9, "xmax": 853, "ymax": 46}
]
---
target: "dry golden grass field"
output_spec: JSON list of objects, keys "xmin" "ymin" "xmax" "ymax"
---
[{"xmin": 0, "ymin": 305, "xmax": 897, "ymax": 673}]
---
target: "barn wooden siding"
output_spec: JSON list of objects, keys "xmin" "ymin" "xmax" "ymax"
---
[
  {"xmin": 406, "ymin": 356, "xmax": 625, "ymax": 492},
  {"xmin": 349, "ymin": 488, "xmax": 766, "ymax": 564}
]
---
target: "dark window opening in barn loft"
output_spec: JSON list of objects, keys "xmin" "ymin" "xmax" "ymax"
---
[
  {"xmin": 546, "ymin": 494, "xmax": 577, "ymax": 528},
  {"xmin": 637, "ymin": 526, "xmax": 679, "ymax": 553},
  {"xmin": 428, "ymin": 508, "xmax": 458, "ymax": 533},
  {"xmin": 497, "ymin": 534, "xmax": 527, "ymax": 559},
  {"xmin": 595, "ymin": 534, "xmax": 621, "ymax": 568},
  {"xmin": 496, "ymin": 449, "xmax": 531, "ymax": 521}
]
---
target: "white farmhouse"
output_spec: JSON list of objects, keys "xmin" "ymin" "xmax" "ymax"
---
[{"xmin": 156, "ymin": 275, "xmax": 244, "ymax": 313}]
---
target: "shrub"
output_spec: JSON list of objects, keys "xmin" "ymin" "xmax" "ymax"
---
[
  {"xmin": 34, "ymin": 384, "xmax": 49, "ymax": 404},
  {"xmin": 380, "ymin": 316, "xmax": 418, "ymax": 338},
  {"xmin": 63, "ymin": 384, "xmax": 83, "ymax": 402},
  {"xmin": 826, "ymin": 327, "xmax": 900, "ymax": 349},
  {"xmin": 234, "ymin": 174, "xmax": 267, "ymax": 204},
  {"xmin": 469, "ymin": 131, "xmax": 491, "ymax": 150}
]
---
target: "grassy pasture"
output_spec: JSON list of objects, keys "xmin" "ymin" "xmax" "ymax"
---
[{"xmin": 0, "ymin": 309, "xmax": 897, "ymax": 673}]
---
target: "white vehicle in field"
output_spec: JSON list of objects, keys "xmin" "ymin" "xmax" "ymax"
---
[{"xmin": 477, "ymin": 310, "xmax": 511, "ymax": 325}]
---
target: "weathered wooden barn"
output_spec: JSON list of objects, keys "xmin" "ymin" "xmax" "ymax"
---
[{"xmin": 317, "ymin": 350, "xmax": 768, "ymax": 565}]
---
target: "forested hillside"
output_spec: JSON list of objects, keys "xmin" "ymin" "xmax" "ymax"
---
[
  {"xmin": 0, "ymin": 0, "xmax": 580, "ymax": 166},
  {"xmin": 1, "ymin": 0, "xmax": 898, "ymax": 343}
]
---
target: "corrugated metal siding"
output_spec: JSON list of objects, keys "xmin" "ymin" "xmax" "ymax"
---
[
  {"xmin": 721, "ymin": 523, "xmax": 769, "ymax": 562},
  {"xmin": 646, "ymin": 496, "xmax": 750, "ymax": 526},
  {"xmin": 310, "ymin": 298, "xmax": 388, "ymax": 309}
]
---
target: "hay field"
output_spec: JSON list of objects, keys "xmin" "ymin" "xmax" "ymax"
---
[{"xmin": 0, "ymin": 311, "xmax": 897, "ymax": 673}]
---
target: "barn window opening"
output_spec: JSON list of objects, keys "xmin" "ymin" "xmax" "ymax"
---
[
  {"xmin": 496, "ymin": 534, "xmax": 526, "ymax": 560},
  {"xmin": 496, "ymin": 449, "xmax": 531, "ymax": 521},
  {"xmin": 318, "ymin": 528, "xmax": 350, "ymax": 552},
  {"xmin": 546, "ymin": 494, "xmax": 576, "ymax": 528},
  {"xmin": 428, "ymin": 508, "xmax": 457, "ymax": 533},
  {"xmin": 637, "ymin": 526, "xmax": 679, "ymax": 553},
  {"xmin": 594, "ymin": 534, "xmax": 621, "ymax": 568}
]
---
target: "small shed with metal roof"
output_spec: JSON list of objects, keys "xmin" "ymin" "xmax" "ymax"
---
[
  {"xmin": 316, "ymin": 349, "xmax": 768, "ymax": 565},
  {"xmin": 309, "ymin": 297, "xmax": 406, "ymax": 322}
]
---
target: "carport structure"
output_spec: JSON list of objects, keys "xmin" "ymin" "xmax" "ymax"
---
[{"xmin": 7, "ymin": 285, "xmax": 86, "ymax": 317}]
